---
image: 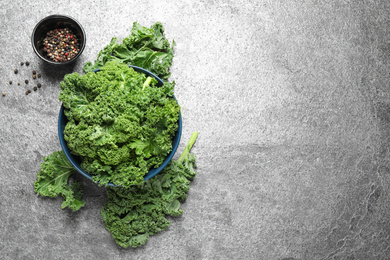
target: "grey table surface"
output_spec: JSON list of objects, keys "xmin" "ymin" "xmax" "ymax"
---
[{"xmin": 1, "ymin": 1, "xmax": 390, "ymax": 260}]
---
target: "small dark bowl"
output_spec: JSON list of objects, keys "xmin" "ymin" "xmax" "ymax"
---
[
  {"xmin": 58, "ymin": 65, "xmax": 182, "ymax": 187},
  {"xmin": 32, "ymin": 15, "xmax": 86, "ymax": 65}
]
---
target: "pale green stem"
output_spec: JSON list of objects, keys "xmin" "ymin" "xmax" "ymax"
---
[
  {"xmin": 178, "ymin": 132, "xmax": 198, "ymax": 163},
  {"xmin": 142, "ymin": 77, "xmax": 153, "ymax": 91}
]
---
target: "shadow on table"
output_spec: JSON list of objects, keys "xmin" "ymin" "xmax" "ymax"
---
[{"xmin": 37, "ymin": 59, "xmax": 82, "ymax": 81}]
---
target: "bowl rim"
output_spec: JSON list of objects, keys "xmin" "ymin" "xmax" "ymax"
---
[
  {"xmin": 58, "ymin": 65, "xmax": 182, "ymax": 187},
  {"xmin": 31, "ymin": 14, "xmax": 86, "ymax": 65}
]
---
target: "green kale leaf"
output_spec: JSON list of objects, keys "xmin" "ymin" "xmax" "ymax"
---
[
  {"xmin": 83, "ymin": 22, "xmax": 175, "ymax": 82},
  {"xmin": 101, "ymin": 132, "xmax": 198, "ymax": 248},
  {"xmin": 59, "ymin": 61, "xmax": 181, "ymax": 187},
  {"xmin": 34, "ymin": 151, "xmax": 85, "ymax": 212}
]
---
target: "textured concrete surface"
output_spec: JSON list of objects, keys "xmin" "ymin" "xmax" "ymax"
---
[{"xmin": 1, "ymin": 1, "xmax": 390, "ymax": 259}]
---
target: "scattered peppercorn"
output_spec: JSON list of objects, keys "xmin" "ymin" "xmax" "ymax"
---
[
  {"xmin": 25, "ymin": 79, "xmax": 28, "ymax": 84},
  {"xmin": 28, "ymin": 89, "xmax": 31, "ymax": 93},
  {"xmin": 20, "ymin": 62, "xmax": 24, "ymax": 66},
  {"xmin": 2, "ymin": 92, "xmax": 5, "ymax": 96},
  {"xmin": 32, "ymin": 70, "xmax": 36, "ymax": 75},
  {"xmin": 41, "ymin": 28, "xmax": 80, "ymax": 62},
  {"xmin": 33, "ymin": 86, "xmax": 38, "ymax": 91},
  {"xmin": 9, "ymin": 80, "xmax": 12, "ymax": 84},
  {"xmin": 17, "ymin": 82, "xmax": 20, "ymax": 85},
  {"xmin": 25, "ymin": 91, "xmax": 29, "ymax": 95},
  {"xmin": 37, "ymin": 74, "xmax": 41, "ymax": 78},
  {"xmin": 32, "ymin": 75, "xmax": 36, "ymax": 79},
  {"xmin": 37, "ymin": 83, "xmax": 41, "ymax": 88},
  {"xmin": 14, "ymin": 69, "xmax": 18, "ymax": 74},
  {"xmin": 25, "ymin": 61, "xmax": 30, "ymax": 66}
]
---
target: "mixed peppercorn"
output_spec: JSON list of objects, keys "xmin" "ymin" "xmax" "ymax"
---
[
  {"xmin": 42, "ymin": 28, "xmax": 80, "ymax": 62},
  {"xmin": 2, "ymin": 28, "xmax": 81, "ymax": 97}
]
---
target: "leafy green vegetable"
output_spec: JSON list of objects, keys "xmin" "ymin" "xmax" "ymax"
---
[
  {"xmin": 34, "ymin": 151, "xmax": 85, "ymax": 212},
  {"xmin": 59, "ymin": 61, "xmax": 180, "ymax": 187},
  {"xmin": 101, "ymin": 132, "xmax": 198, "ymax": 248},
  {"xmin": 83, "ymin": 22, "xmax": 175, "ymax": 82}
]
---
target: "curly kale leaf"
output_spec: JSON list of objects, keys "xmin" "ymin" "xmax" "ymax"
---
[
  {"xmin": 34, "ymin": 151, "xmax": 85, "ymax": 212},
  {"xmin": 101, "ymin": 132, "xmax": 198, "ymax": 248},
  {"xmin": 83, "ymin": 22, "xmax": 175, "ymax": 82},
  {"xmin": 59, "ymin": 61, "xmax": 180, "ymax": 187}
]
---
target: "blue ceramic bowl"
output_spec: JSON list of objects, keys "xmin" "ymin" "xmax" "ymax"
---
[{"xmin": 58, "ymin": 65, "xmax": 182, "ymax": 187}]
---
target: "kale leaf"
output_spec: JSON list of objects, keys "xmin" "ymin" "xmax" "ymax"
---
[
  {"xmin": 101, "ymin": 132, "xmax": 198, "ymax": 248},
  {"xmin": 83, "ymin": 22, "xmax": 175, "ymax": 82},
  {"xmin": 34, "ymin": 151, "xmax": 85, "ymax": 212}
]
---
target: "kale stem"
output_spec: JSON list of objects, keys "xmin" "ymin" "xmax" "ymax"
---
[
  {"xmin": 142, "ymin": 77, "xmax": 152, "ymax": 91},
  {"xmin": 133, "ymin": 44, "xmax": 147, "ymax": 56},
  {"xmin": 178, "ymin": 132, "xmax": 198, "ymax": 163}
]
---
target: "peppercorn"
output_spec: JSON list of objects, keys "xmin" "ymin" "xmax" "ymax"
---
[
  {"xmin": 41, "ymin": 28, "xmax": 80, "ymax": 62},
  {"xmin": 2, "ymin": 92, "xmax": 5, "ymax": 96},
  {"xmin": 32, "ymin": 70, "xmax": 36, "ymax": 75},
  {"xmin": 14, "ymin": 69, "xmax": 18, "ymax": 74},
  {"xmin": 25, "ymin": 61, "xmax": 30, "ymax": 66},
  {"xmin": 25, "ymin": 91, "xmax": 29, "ymax": 95},
  {"xmin": 27, "ymin": 89, "xmax": 31, "ymax": 93},
  {"xmin": 33, "ymin": 86, "xmax": 37, "ymax": 91},
  {"xmin": 17, "ymin": 82, "xmax": 20, "ymax": 85},
  {"xmin": 9, "ymin": 80, "xmax": 12, "ymax": 84},
  {"xmin": 25, "ymin": 79, "xmax": 28, "ymax": 84},
  {"xmin": 37, "ymin": 74, "xmax": 41, "ymax": 78},
  {"xmin": 20, "ymin": 62, "xmax": 24, "ymax": 66},
  {"xmin": 32, "ymin": 75, "xmax": 36, "ymax": 79}
]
